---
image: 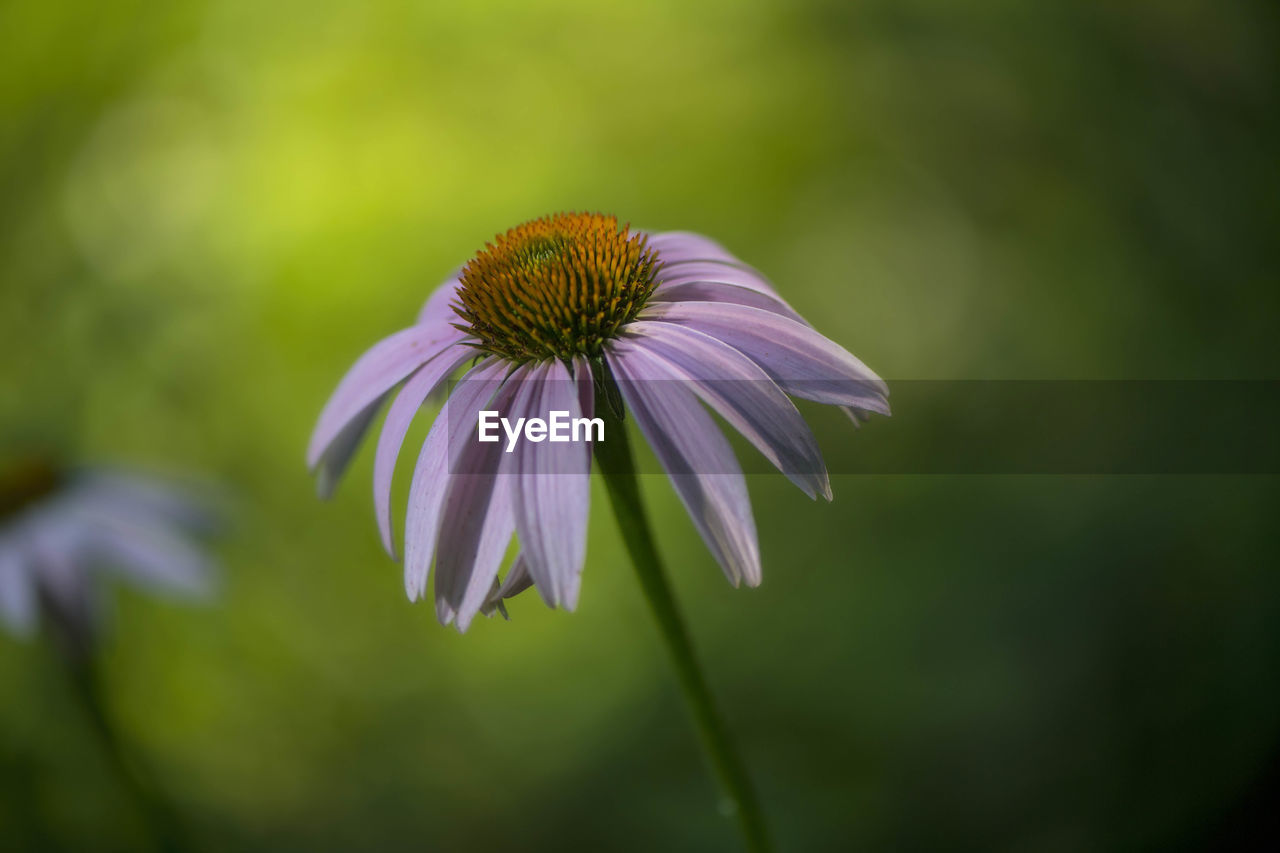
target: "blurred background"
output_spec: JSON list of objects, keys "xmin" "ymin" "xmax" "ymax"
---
[{"xmin": 2, "ymin": 0, "xmax": 1278, "ymax": 849}]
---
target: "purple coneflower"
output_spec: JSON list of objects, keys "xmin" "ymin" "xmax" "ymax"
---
[
  {"xmin": 0, "ymin": 455, "xmax": 216, "ymax": 848},
  {"xmin": 0, "ymin": 456, "xmax": 216, "ymax": 650},
  {"xmin": 308, "ymin": 213, "xmax": 887, "ymax": 851},
  {"xmin": 308, "ymin": 213, "xmax": 887, "ymax": 630}
]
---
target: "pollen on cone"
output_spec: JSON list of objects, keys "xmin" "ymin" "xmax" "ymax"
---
[{"xmin": 454, "ymin": 212, "xmax": 660, "ymax": 363}]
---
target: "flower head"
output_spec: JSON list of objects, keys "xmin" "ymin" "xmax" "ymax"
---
[
  {"xmin": 308, "ymin": 213, "xmax": 888, "ymax": 631},
  {"xmin": 455, "ymin": 212, "xmax": 659, "ymax": 362},
  {"xmin": 0, "ymin": 456, "xmax": 218, "ymax": 650}
]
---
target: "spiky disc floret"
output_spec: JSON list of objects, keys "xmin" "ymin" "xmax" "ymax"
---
[{"xmin": 453, "ymin": 212, "xmax": 660, "ymax": 363}]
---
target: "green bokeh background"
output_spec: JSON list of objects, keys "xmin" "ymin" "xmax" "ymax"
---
[{"xmin": 2, "ymin": 0, "xmax": 1279, "ymax": 849}]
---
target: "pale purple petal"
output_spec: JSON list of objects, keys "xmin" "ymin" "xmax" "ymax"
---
[
  {"xmin": 418, "ymin": 277, "xmax": 471, "ymax": 408},
  {"xmin": 639, "ymin": 301, "xmax": 889, "ymax": 415},
  {"xmin": 496, "ymin": 553, "xmax": 534, "ymax": 600},
  {"xmin": 656, "ymin": 260, "xmax": 781, "ymax": 298},
  {"xmin": 843, "ymin": 407, "xmax": 873, "ymax": 428},
  {"xmin": 653, "ymin": 280, "xmax": 806, "ymax": 324},
  {"xmin": 433, "ymin": 367, "xmax": 527, "ymax": 630},
  {"xmin": 512, "ymin": 361, "xmax": 591, "ymax": 610},
  {"xmin": 307, "ymin": 324, "xmax": 464, "ymax": 474},
  {"xmin": 479, "ymin": 554, "xmax": 536, "ymax": 619},
  {"xmin": 372, "ymin": 344, "xmax": 474, "ymax": 558},
  {"xmin": 402, "ymin": 357, "xmax": 506, "ymax": 601},
  {"xmin": 645, "ymin": 231, "xmax": 742, "ymax": 266},
  {"xmin": 417, "ymin": 274, "xmax": 464, "ymax": 330},
  {"xmin": 434, "ymin": 470, "xmax": 514, "ymax": 631},
  {"xmin": 0, "ymin": 541, "xmax": 36, "ymax": 637},
  {"xmin": 620, "ymin": 322, "xmax": 831, "ymax": 500},
  {"xmin": 25, "ymin": 514, "xmax": 95, "ymax": 624},
  {"xmin": 57, "ymin": 493, "xmax": 213, "ymax": 595},
  {"xmin": 76, "ymin": 471, "xmax": 217, "ymax": 533},
  {"xmin": 607, "ymin": 340, "xmax": 761, "ymax": 587},
  {"xmin": 88, "ymin": 519, "xmax": 212, "ymax": 597},
  {"xmin": 315, "ymin": 394, "xmax": 388, "ymax": 500}
]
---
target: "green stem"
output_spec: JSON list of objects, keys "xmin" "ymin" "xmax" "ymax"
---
[
  {"xmin": 593, "ymin": 395, "xmax": 772, "ymax": 853},
  {"xmin": 50, "ymin": 615, "xmax": 184, "ymax": 852}
]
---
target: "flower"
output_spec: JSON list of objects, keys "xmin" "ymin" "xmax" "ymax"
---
[
  {"xmin": 308, "ymin": 213, "xmax": 888, "ymax": 630},
  {"xmin": 0, "ymin": 456, "xmax": 217, "ymax": 647}
]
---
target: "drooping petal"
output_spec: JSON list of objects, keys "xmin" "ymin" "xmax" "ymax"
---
[
  {"xmin": 420, "ymin": 277, "xmax": 476, "ymax": 407},
  {"xmin": 76, "ymin": 471, "xmax": 217, "ymax": 533},
  {"xmin": 653, "ymin": 280, "xmax": 806, "ymax": 324},
  {"xmin": 307, "ymin": 324, "xmax": 464, "ymax": 477},
  {"xmin": 433, "ymin": 367, "xmax": 528, "ymax": 630},
  {"xmin": 644, "ymin": 231, "xmax": 742, "ymax": 266},
  {"xmin": 417, "ymin": 274, "xmax": 463, "ymax": 329},
  {"xmin": 619, "ymin": 322, "xmax": 831, "ymax": 500},
  {"xmin": 843, "ymin": 407, "xmax": 873, "ymax": 428},
  {"xmin": 314, "ymin": 394, "xmax": 388, "ymax": 499},
  {"xmin": 86, "ymin": 515, "xmax": 212, "ymax": 597},
  {"xmin": 0, "ymin": 539, "xmax": 36, "ymax": 637},
  {"xmin": 434, "ymin": 469, "xmax": 515, "ymax": 631},
  {"xmin": 497, "ymin": 553, "xmax": 535, "ymax": 600},
  {"xmin": 25, "ymin": 512, "xmax": 95, "ymax": 628},
  {"xmin": 639, "ymin": 301, "xmax": 890, "ymax": 415},
  {"xmin": 607, "ymin": 340, "xmax": 761, "ymax": 587},
  {"xmin": 402, "ymin": 357, "xmax": 506, "ymax": 601},
  {"xmin": 372, "ymin": 344, "xmax": 474, "ymax": 558},
  {"xmin": 478, "ymin": 553, "xmax": 536, "ymax": 619},
  {"xmin": 512, "ymin": 361, "xmax": 591, "ymax": 610},
  {"xmin": 656, "ymin": 260, "xmax": 782, "ymax": 299}
]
